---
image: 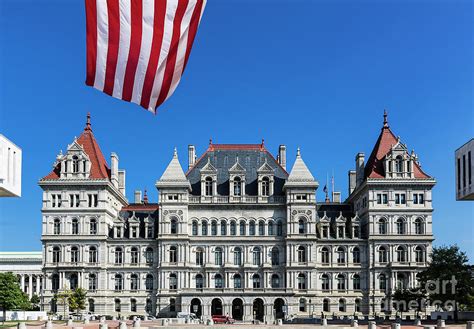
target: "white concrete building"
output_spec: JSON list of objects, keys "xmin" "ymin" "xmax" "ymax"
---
[
  {"xmin": 455, "ymin": 138, "xmax": 473, "ymax": 200},
  {"xmin": 39, "ymin": 112, "xmax": 435, "ymax": 321},
  {"xmin": 0, "ymin": 134, "xmax": 22, "ymax": 197},
  {"xmin": 0, "ymin": 252, "xmax": 43, "ymax": 299}
]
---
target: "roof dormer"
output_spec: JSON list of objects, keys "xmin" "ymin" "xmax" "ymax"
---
[
  {"xmin": 229, "ymin": 157, "xmax": 246, "ymax": 197},
  {"xmin": 200, "ymin": 158, "xmax": 217, "ymax": 197},
  {"xmin": 57, "ymin": 139, "xmax": 91, "ymax": 179},
  {"xmin": 257, "ymin": 159, "xmax": 274, "ymax": 198}
]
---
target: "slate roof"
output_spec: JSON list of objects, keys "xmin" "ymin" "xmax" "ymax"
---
[
  {"xmin": 186, "ymin": 142, "xmax": 288, "ymax": 196},
  {"xmin": 317, "ymin": 203, "xmax": 355, "ymax": 219},
  {"xmin": 156, "ymin": 149, "xmax": 191, "ymax": 189},
  {"xmin": 285, "ymin": 148, "xmax": 317, "ymax": 186}
]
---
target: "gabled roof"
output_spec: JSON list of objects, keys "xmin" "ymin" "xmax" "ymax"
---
[
  {"xmin": 364, "ymin": 112, "xmax": 430, "ymax": 179},
  {"xmin": 229, "ymin": 158, "xmax": 246, "ymax": 172},
  {"xmin": 200, "ymin": 158, "xmax": 217, "ymax": 173},
  {"xmin": 42, "ymin": 113, "xmax": 111, "ymax": 180},
  {"xmin": 257, "ymin": 160, "xmax": 274, "ymax": 173},
  {"xmin": 285, "ymin": 148, "xmax": 318, "ymax": 186},
  {"xmin": 156, "ymin": 148, "xmax": 191, "ymax": 189}
]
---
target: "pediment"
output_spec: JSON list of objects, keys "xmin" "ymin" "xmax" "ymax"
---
[
  {"xmin": 200, "ymin": 158, "xmax": 217, "ymax": 173},
  {"xmin": 257, "ymin": 160, "xmax": 274, "ymax": 173},
  {"xmin": 229, "ymin": 160, "xmax": 246, "ymax": 172}
]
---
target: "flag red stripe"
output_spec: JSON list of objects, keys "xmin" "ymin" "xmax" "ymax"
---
[
  {"xmin": 155, "ymin": 0, "xmax": 188, "ymax": 108},
  {"xmin": 182, "ymin": 0, "xmax": 203, "ymax": 72},
  {"xmin": 103, "ymin": 0, "xmax": 120, "ymax": 95},
  {"xmin": 140, "ymin": 0, "xmax": 167, "ymax": 109},
  {"xmin": 85, "ymin": 0, "xmax": 98, "ymax": 86},
  {"xmin": 122, "ymin": 0, "xmax": 143, "ymax": 102}
]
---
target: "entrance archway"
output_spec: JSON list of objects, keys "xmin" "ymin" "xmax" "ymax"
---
[
  {"xmin": 190, "ymin": 298, "xmax": 202, "ymax": 318},
  {"xmin": 232, "ymin": 298, "xmax": 243, "ymax": 321},
  {"xmin": 211, "ymin": 298, "xmax": 223, "ymax": 315},
  {"xmin": 274, "ymin": 298, "xmax": 285, "ymax": 319},
  {"xmin": 253, "ymin": 298, "xmax": 264, "ymax": 322}
]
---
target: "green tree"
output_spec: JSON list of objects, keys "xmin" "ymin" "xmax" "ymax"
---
[
  {"xmin": 30, "ymin": 294, "xmax": 41, "ymax": 311},
  {"xmin": 0, "ymin": 272, "xmax": 30, "ymax": 324},
  {"xmin": 68, "ymin": 288, "xmax": 87, "ymax": 315},
  {"xmin": 418, "ymin": 245, "xmax": 474, "ymax": 321},
  {"xmin": 55, "ymin": 288, "xmax": 71, "ymax": 320},
  {"xmin": 392, "ymin": 287, "xmax": 425, "ymax": 318}
]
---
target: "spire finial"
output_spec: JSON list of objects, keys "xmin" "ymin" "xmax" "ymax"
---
[
  {"xmin": 173, "ymin": 147, "xmax": 177, "ymax": 157},
  {"xmin": 383, "ymin": 109, "xmax": 389, "ymax": 128},
  {"xmin": 143, "ymin": 189, "xmax": 149, "ymax": 204},
  {"xmin": 209, "ymin": 138, "xmax": 213, "ymax": 146},
  {"xmin": 296, "ymin": 147, "xmax": 301, "ymax": 157},
  {"xmin": 85, "ymin": 112, "xmax": 92, "ymax": 131}
]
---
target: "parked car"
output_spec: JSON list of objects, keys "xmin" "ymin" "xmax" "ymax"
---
[{"xmin": 212, "ymin": 315, "xmax": 235, "ymax": 324}]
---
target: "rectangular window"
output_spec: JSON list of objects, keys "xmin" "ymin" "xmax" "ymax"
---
[
  {"xmin": 419, "ymin": 194, "xmax": 424, "ymax": 204},
  {"xmin": 458, "ymin": 157, "xmax": 461, "ymax": 190},
  {"xmin": 413, "ymin": 194, "xmax": 418, "ymax": 204},
  {"xmin": 395, "ymin": 194, "xmax": 400, "ymax": 204},
  {"xmin": 469, "ymin": 151, "xmax": 472, "ymax": 185},
  {"xmin": 400, "ymin": 194, "xmax": 406, "ymax": 204},
  {"xmin": 116, "ymin": 227, "xmax": 122, "ymax": 238},
  {"xmin": 88, "ymin": 194, "xmax": 98, "ymax": 207},
  {"xmin": 463, "ymin": 155, "xmax": 466, "ymax": 188},
  {"xmin": 382, "ymin": 194, "xmax": 388, "ymax": 204},
  {"xmin": 377, "ymin": 194, "xmax": 382, "ymax": 204}
]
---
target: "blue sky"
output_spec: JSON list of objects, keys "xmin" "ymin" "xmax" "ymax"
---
[{"xmin": 0, "ymin": 0, "xmax": 473, "ymax": 259}]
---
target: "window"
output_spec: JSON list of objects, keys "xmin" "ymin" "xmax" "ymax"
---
[
  {"xmin": 395, "ymin": 193, "xmax": 406, "ymax": 205},
  {"xmin": 271, "ymin": 274, "xmax": 280, "ymax": 288},
  {"xmin": 321, "ymin": 274, "xmax": 329, "ymax": 291},
  {"xmin": 169, "ymin": 274, "xmax": 177, "ymax": 290},
  {"xmin": 353, "ymin": 226, "xmax": 360, "ymax": 238},
  {"xmin": 258, "ymin": 221, "xmax": 265, "ymax": 235},
  {"xmin": 71, "ymin": 246, "xmax": 79, "ymax": 263},
  {"xmin": 249, "ymin": 221, "xmax": 255, "ymax": 236},
  {"xmin": 147, "ymin": 224, "xmax": 153, "ymax": 238},
  {"xmin": 131, "ymin": 247, "xmax": 139, "ymax": 264},
  {"xmin": 298, "ymin": 219, "xmax": 306, "ymax": 234},
  {"xmin": 70, "ymin": 194, "xmax": 80, "ymax": 208},
  {"xmin": 262, "ymin": 177, "xmax": 270, "ymax": 196},
  {"xmin": 396, "ymin": 218, "xmax": 405, "ymax": 234},
  {"xmin": 202, "ymin": 221, "xmax": 208, "ymax": 235},
  {"xmin": 72, "ymin": 219, "xmax": 79, "ymax": 235},
  {"xmin": 115, "ymin": 247, "xmax": 123, "ymax": 264},
  {"xmin": 52, "ymin": 274, "xmax": 60, "ymax": 291},
  {"xmin": 88, "ymin": 299, "xmax": 95, "ymax": 313},
  {"xmin": 169, "ymin": 246, "xmax": 177, "ymax": 263},
  {"xmin": 234, "ymin": 177, "xmax": 242, "ymax": 196},
  {"xmin": 205, "ymin": 177, "xmax": 213, "ymax": 196},
  {"xmin": 192, "ymin": 221, "xmax": 198, "ymax": 236},
  {"xmin": 170, "ymin": 298, "xmax": 176, "ymax": 312},
  {"xmin": 88, "ymin": 194, "xmax": 98, "ymax": 207},
  {"xmin": 196, "ymin": 274, "xmax": 203, "ymax": 289},
  {"xmin": 377, "ymin": 193, "xmax": 382, "ymax": 204},
  {"xmin": 146, "ymin": 299, "xmax": 152, "ymax": 314},
  {"xmin": 297, "ymin": 246, "xmax": 306, "ymax": 263},
  {"xmin": 415, "ymin": 246, "xmax": 424, "ymax": 263},
  {"xmin": 52, "ymin": 246, "xmax": 61, "ymax": 263},
  {"xmin": 323, "ymin": 299, "xmax": 330, "ymax": 312},
  {"xmin": 215, "ymin": 247, "xmax": 223, "ymax": 265},
  {"xmin": 52, "ymin": 194, "xmax": 62, "ymax": 208},
  {"xmin": 277, "ymin": 221, "xmax": 283, "ymax": 236},
  {"xmin": 130, "ymin": 299, "xmax": 137, "ymax": 312},
  {"xmin": 379, "ymin": 246, "xmax": 388, "ymax": 263},
  {"xmin": 378, "ymin": 218, "xmax": 387, "ymax": 234},
  {"xmin": 382, "ymin": 193, "xmax": 388, "ymax": 204},
  {"xmin": 353, "ymin": 247, "xmax": 360, "ymax": 264},
  {"xmin": 297, "ymin": 273, "xmax": 306, "ymax": 290},
  {"xmin": 469, "ymin": 151, "xmax": 472, "ymax": 185},
  {"xmin": 234, "ymin": 274, "xmax": 242, "ymax": 289},
  {"xmin": 338, "ymin": 226, "xmax": 345, "ymax": 238},
  {"xmin": 321, "ymin": 247, "xmax": 329, "ymax": 264},
  {"xmin": 230, "ymin": 221, "xmax": 236, "ymax": 235},
  {"xmin": 337, "ymin": 247, "xmax": 345, "ymax": 264},
  {"xmin": 145, "ymin": 247, "xmax": 154, "ymax": 264},
  {"xmin": 115, "ymin": 299, "xmax": 121, "ymax": 312},
  {"xmin": 90, "ymin": 219, "xmax": 97, "ymax": 234},
  {"xmin": 170, "ymin": 219, "xmax": 178, "ymax": 234},
  {"xmin": 353, "ymin": 274, "xmax": 361, "ymax": 290},
  {"xmin": 413, "ymin": 193, "xmax": 425, "ymax": 204},
  {"xmin": 268, "ymin": 221, "xmax": 274, "ymax": 235},
  {"xmin": 395, "ymin": 155, "xmax": 403, "ymax": 173},
  {"xmin": 355, "ymin": 299, "xmax": 361, "ymax": 313},
  {"xmin": 215, "ymin": 274, "xmax": 223, "ymax": 288},
  {"xmin": 252, "ymin": 274, "xmax": 261, "ymax": 289},
  {"xmin": 299, "ymin": 298, "xmax": 306, "ymax": 312},
  {"xmin": 114, "ymin": 274, "xmax": 123, "ymax": 291},
  {"xmin": 396, "ymin": 273, "xmax": 406, "ymax": 290},
  {"xmin": 145, "ymin": 274, "xmax": 153, "ymax": 291},
  {"xmin": 211, "ymin": 221, "xmax": 217, "ymax": 236},
  {"xmin": 130, "ymin": 226, "xmax": 137, "ymax": 238},
  {"xmin": 72, "ymin": 156, "xmax": 79, "ymax": 173},
  {"xmin": 253, "ymin": 247, "xmax": 261, "ymax": 266},
  {"xmin": 239, "ymin": 221, "xmax": 246, "ymax": 235},
  {"xmin": 116, "ymin": 226, "xmax": 122, "ymax": 238},
  {"xmin": 396, "ymin": 246, "xmax": 407, "ymax": 263},
  {"xmin": 130, "ymin": 274, "xmax": 139, "ymax": 291},
  {"xmin": 220, "ymin": 221, "xmax": 227, "ymax": 236},
  {"xmin": 89, "ymin": 246, "xmax": 97, "ymax": 263},
  {"xmin": 322, "ymin": 226, "xmax": 329, "ymax": 238},
  {"xmin": 53, "ymin": 219, "xmax": 61, "ymax": 235},
  {"xmin": 463, "ymin": 154, "xmax": 466, "ymax": 188},
  {"xmin": 338, "ymin": 299, "xmax": 346, "ymax": 312},
  {"xmin": 337, "ymin": 274, "xmax": 346, "ymax": 290},
  {"xmin": 414, "ymin": 218, "xmax": 424, "ymax": 234},
  {"xmin": 234, "ymin": 247, "xmax": 242, "ymax": 266},
  {"xmin": 196, "ymin": 248, "xmax": 204, "ymax": 266},
  {"xmin": 458, "ymin": 157, "xmax": 461, "ymax": 190},
  {"xmin": 271, "ymin": 247, "xmax": 279, "ymax": 266}
]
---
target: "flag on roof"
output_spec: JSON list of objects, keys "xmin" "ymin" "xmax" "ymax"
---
[{"xmin": 85, "ymin": 0, "xmax": 206, "ymax": 114}]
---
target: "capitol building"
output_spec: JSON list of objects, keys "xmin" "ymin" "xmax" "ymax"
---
[{"xmin": 37, "ymin": 112, "xmax": 436, "ymax": 322}]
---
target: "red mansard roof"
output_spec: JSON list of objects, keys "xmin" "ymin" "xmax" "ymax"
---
[
  {"xmin": 364, "ymin": 113, "xmax": 430, "ymax": 179},
  {"xmin": 122, "ymin": 204, "xmax": 159, "ymax": 212},
  {"xmin": 42, "ymin": 114, "xmax": 111, "ymax": 180}
]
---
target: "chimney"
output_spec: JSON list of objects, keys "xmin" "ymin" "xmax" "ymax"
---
[
  {"xmin": 118, "ymin": 170, "xmax": 126, "ymax": 196},
  {"xmin": 188, "ymin": 145, "xmax": 196, "ymax": 170},
  {"xmin": 134, "ymin": 190, "xmax": 142, "ymax": 204},
  {"xmin": 278, "ymin": 145, "xmax": 287, "ymax": 170},
  {"xmin": 333, "ymin": 191, "xmax": 341, "ymax": 203},
  {"xmin": 348, "ymin": 170, "xmax": 356, "ymax": 195},
  {"xmin": 111, "ymin": 153, "xmax": 119, "ymax": 188},
  {"xmin": 355, "ymin": 153, "xmax": 365, "ymax": 187}
]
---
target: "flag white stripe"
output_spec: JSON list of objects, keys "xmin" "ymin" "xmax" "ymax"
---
[
  {"xmin": 165, "ymin": 0, "xmax": 197, "ymax": 102},
  {"xmin": 131, "ymin": 0, "xmax": 155, "ymax": 105},
  {"xmin": 94, "ymin": 0, "xmax": 109, "ymax": 91},
  {"xmin": 147, "ymin": 0, "xmax": 179, "ymax": 110},
  {"xmin": 112, "ymin": 0, "xmax": 132, "ymax": 99}
]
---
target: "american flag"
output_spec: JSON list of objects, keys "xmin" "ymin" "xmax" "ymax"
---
[{"xmin": 85, "ymin": 0, "xmax": 206, "ymax": 113}]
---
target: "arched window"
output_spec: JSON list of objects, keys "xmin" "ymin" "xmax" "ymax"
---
[
  {"xmin": 52, "ymin": 274, "xmax": 60, "ymax": 291},
  {"xmin": 277, "ymin": 221, "xmax": 283, "ymax": 236},
  {"xmin": 130, "ymin": 298, "xmax": 137, "ymax": 312},
  {"xmin": 321, "ymin": 247, "xmax": 329, "ymax": 264},
  {"xmin": 249, "ymin": 221, "xmax": 256, "ymax": 236},
  {"xmin": 205, "ymin": 176, "xmax": 213, "ymax": 196},
  {"xmin": 115, "ymin": 247, "xmax": 123, "ymax": 264},
  {"xmin": 115, "ymin": 299, "xmax": 121, "ymax": 312},
  {"xmin": 215, "ymin": 247, "xmax": 223, "ymax": 265},
  {"xmin": 271, "ymin": 274, "xmax": 280, "ymax": 288},
  {"xmin": 323, "ymin": 299, "xmax": 330, "ymax": 312},
  {"xmin": 195, "ymin": 274, "xmax": 203, "ymax": 289},
  {"xmin": 72, "ymin": 219, "xmax": 79, "ymax": 235},
  {"xmin": 220, "ymin": 220, "xmax": 227, "ymax": 236},
  {"xmin": 337, "ymin": 247, "xmax": 346, "ymax": 264},
  {"xmin": 258, "ymin": 221, "xmax": 265, "ymax": 235},
  {"xmin": 89, "ymin": 219, "xmax": 97, "ymax": 235},
  {"xmin": 169, "ymin": 273, "xmax": 177, "ymax": 290},
  {"xmin": 378, "ymin": 218, "xmax": 387, "ymax": 234},
  {"xmin": 131, "ymin": 247, "xmax": 139, "ymax": 264},
  {"xmin": 211, "ymin": 221, "xmax": 217, "ymax": 236},
  {"xmin": 337, "ymin": 274, "xmax": 346, "ymax": 290},
  {"xmin": 72, "ymin": 156, "xmax": 79, "ymax": 173},
  {"xmin": 130, "ymin": 274, "xmax": 139, "ymax": 291},
  {"xmin": 353, "ymin": 247, "xmax": 361, "ymax": 264},
  {"xmin": 297, "ymin": 246, "xmax": 306, "ymax": 263},
  {"xmin": 196, "ymin": 248, "xmax": 204, "ymax": 266},
  {"xmin": 202, "ymin": 221, "xmax": 208, "ymax": 236},
  {"xmin": 415, "ymin": 246, "xmax": 424, "ymax": 263},
  {"xmin": 145, "ymin": 247, "xmax": 154, "ymax": 264},
  {"xmin": 169, "ymin": 246, "xmax": 177, "ymax": 263},
  {"xmin": 52, "ymin": 246, "xmax": 61, "ymax": 263},
  {"xmin": 192, "ymin": 221, "xmax": 198, "ymax": 236},
  {"xmin": 88, "ymin": 299, "xmax": 95, "ymax": 312},
  {"xmin": 234, "ymin": 274, "xmax": 242, "ymax": 289},
  {"xmin": 230, "ymin": 221, "xmax": 236, "ymax": 235},
  {"xmin": 234, "ymin": 247, "xmax": 242, "ymax": 266},
  {"xmin": 89, "ymin": 246, "xmax": 97, "ymax": 263},
  {"xmin": 145, "ymin": 274, "xmax": 153, "ymax": 291},
  {"xmin": 299, "ymin": 298, "xmax": 306, "ymax": 312},
  {"xmin": 262, "ymin": 177, "xmax": 270, "ymax": 196},
  {"xmin": 353, "ymin": 274, "xmax": 361, "ymax": 290},
  {"xmin": 338, "ymin": 299, "xmax": 346, "ymax": 312},
  {"xmin": 239, "ymin": 221, "xmax": 246, "ymax": 235},
  {"xmin": 379, "ymin": 246, "xmax": 388, "ymax": 263},
  {"xmin": 395, "ymin": 155, "xmax": 403, "ymax": 173},
  {"xmin": 396, "ymin": 246, "xmax": 407, "ymax": 263},
  {"xmin": 252, "ymin": 274, "xmax": 261, "ymax": 289},
  {"xmin": 297, "ymin": 273, "xmax": 306, "ymax": 290},
  {"xmin": 53, "ymin": 219, "xmax": 61, "ymax": 235},
  {"xmin": 379, "ymin": 274, "xmax": 387, "ymax": 290},
  {"xmin": 252, "ymin": 247, "xmax": 261, "ymax": 266},
  {"xmin": 414, "ymin": 218, "xmax": 424, "ymax": 234},
  {"xmin": 234, "ymin": 177, "xmax": 242, "ymax": 196},
  {"xmin": 321, "ymin": 274, "xmax": 330, "ymax": 291},
  {"xmin": 355, "ymin": 299, "xmax": 361, "ymax": 313},
  {"xmin": 88, "ymin": 273, "xmax": 97, "ymax": 290},
  {"xmin": 170, "ymin": 219, "xmax": 178, "ymax": 234},
  {"xmin": 114, "ymin": 274, "xmax": 123, "ymax": 291},
  {"xmin": 146, "ymin": 299, "xmax": 152, "ymax": 314},
  {"xmin": 396, "ymin": 218, "xmax": 405, "ymax": 235},
  {"xmin": 298, "ymin": 218, "xmax": 306, "ymax": 234},
  {"xmin": 268, "ymin": 221, "xmax": 274, "ymax": 235},
  {"xmin": 271, "ymin": 247, "xmax": 279, "ymax": 266},
  {"xmin": 215, "ymin": 274, "xmax": 223, "ymax": 288},
  {"xmin": 71, "ymin": 246, "xmax": 79, "ymax": 263}
]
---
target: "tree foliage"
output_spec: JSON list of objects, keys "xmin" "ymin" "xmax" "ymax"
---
[
  {"xmin": 30, "ymin": 294, "xmax": 41, "ymax": 311},
  {"xmin": 0, "ymin": 272, "xmax": 31, "ymax": 323},
  {"xmin": 68, "ymin": 288, "xmax": 87, "ymax": 314}
]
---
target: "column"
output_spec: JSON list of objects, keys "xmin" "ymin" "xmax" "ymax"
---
[
  {"xmin": 20, "ymin": 275, "xmax": 25, "ymax": 293},
  {"xmin": 28, "ymin": 275, "xmax": 33, "ymax": 298}
]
